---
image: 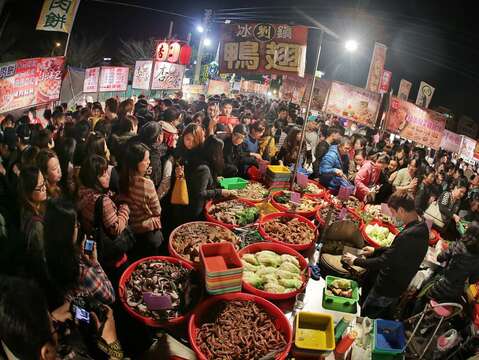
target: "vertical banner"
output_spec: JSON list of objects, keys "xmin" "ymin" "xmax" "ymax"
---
[
  {"xmin": 83, "ymin": 67, "xmax": 100, "ymax": 93},
  {"xmin": 386, "ymin": 97, "xmax": 446, "ymax": 149},
  {"xmin": 460, "ymin": 136, "xmax": 476, "ymax": 161},
  {"xmin": 397, "ymin": 79, "xmax": 412, "ymax": 101},
  {"xmin": 0, "ymin": 57, "xmax": 65, "ymax": 114},
  {"xmin": 99, "ymin": 67, "xmax": 129, "ymax": 92},
  {"xmin": 324, "ymin": 81, "xmax": 381, "ymax": 128},
  {"xmin": 219, "ymin": 23, "xmax": 308, "ymax": 77},
  {"xmin": 36, "ymin": 0, "xmax": 80, "ymax": 33},
  {"xmin": 132, "ymin": 60, "xmax": 153, "ymax": 90},
  {"xmin": 440, "ymin": 130, "xmax": 463, "ymax": 153},
  {"xmin": 150, "ymin": 62, "xmax": 185, "ymax": 90},
  {"xmin": 416, "ymin": 81, "xmax": 435, "ymax": 108},
  {"xmin": 366, "ymin": 42, "xmax": 387, "ymax": 93},
  {"xmin": 379, "ymin": 70, "xmax": 392, "ymax": 94}
]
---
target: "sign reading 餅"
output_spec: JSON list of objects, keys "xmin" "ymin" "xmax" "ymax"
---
[
  {"xmin": 132, "ymin": 61, "xmax": 153, "ymax": 90},
  {"xmin": 0, "ymin": 57, "xmax": 65, "ymax": 114},
  {"xmin": 151, "ymin": 62, "xmax": 185, "ymax": 90},
  {"xmin": 219, "ymin": 23, "xmax": 308, "ymax": 76},
  {"xmin": 386, "ymin": 97, "xmax": 446, "ymax": 149},
  {"xmin": 36, "ymin": 0, "xmax": 80, "ymax": 33}
]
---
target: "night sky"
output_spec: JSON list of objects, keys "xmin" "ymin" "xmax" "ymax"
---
[{"xmin": 1, "ymin": 0, "xmax": 478, "ymax": 121}]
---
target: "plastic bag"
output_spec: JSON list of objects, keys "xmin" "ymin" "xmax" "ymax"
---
[{"xmin": 171, "ymin": 177, "xmax": 189, "ymax": 205}]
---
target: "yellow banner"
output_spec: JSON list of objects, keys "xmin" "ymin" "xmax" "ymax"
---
[{"xmin": 36, "ymin": 0, "xmax": 80, "ymax": 34}]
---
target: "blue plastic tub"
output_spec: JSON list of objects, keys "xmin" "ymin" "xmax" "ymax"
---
[{"xmin": 373, "ymin": 319, "xmax": 406, "ymax": 355}]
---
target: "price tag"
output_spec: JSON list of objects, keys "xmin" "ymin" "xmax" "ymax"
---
[
  {"xmin": 337, "ymin": 185, "xmax": 354, "ymax": 201},
  {"xmin": 338, "ymin": 207, "xmax": 348, "ymax": 220},
  {"xmin": 143, "ymin": 293, "xmax": 172, "ymax": 311},
  {"xmin": 297, "ymin": 173, "xmax": 308, "ymax": 188},
  {"xmin": 291, "ymin": 192, "xmax": 301, "ymax": 204}
]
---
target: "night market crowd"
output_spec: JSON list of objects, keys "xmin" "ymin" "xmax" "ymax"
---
[{"xmin": 0, "ymin": 91, "xmax": 479, "ymax": 359}]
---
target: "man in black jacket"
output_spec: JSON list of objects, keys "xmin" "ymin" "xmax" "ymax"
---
[
  {"xmin": 343, "ymin": 192, "xmax": 429, "ymax": 319},
  {"xmin": 223, "ymin": 125, "xmax": 256, "ymax": 177}
]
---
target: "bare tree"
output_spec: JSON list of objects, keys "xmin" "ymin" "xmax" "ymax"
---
[
  {"xmin": 67, "ymin": 34, "xmax": 105, "ymax": 68},
  {"xmin": 118, "ymin": 38, "xmax": 156, "ymax": 65}
]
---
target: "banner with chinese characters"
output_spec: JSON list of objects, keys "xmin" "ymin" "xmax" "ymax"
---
[
  {"xmin": 398, "ymin": 79, "xmax": 412, "ymax": 101},
  {"xmin": 36, "ymin": 0, "xmax": 80, "ymax": 34},
  {"xmin": 460, "ymin": 136, "xmax": 476, "ymax": 161},
  {"xmin": 207, "ymin": 80, "xmax": 230, "ymax": 95},
  {"xmin": 219, "ymin": 23, "xmax": 308, "ymax": 76},
  {"xmin": 379, "ymin": 70, "xmax": 392, "ymax": 94},
  {"xmin": 99, "ymin": 67, "xmax": 129, "ymax": 92},
  {"xmin": 366, "ymin": 42, "xmax": 387, "ymax": 93},
  {"xmin": 324, "ymin": 81, "xmax": 381, "ymax": 128},
  {"xmin": 440, "ymin": 130, "xmax": 463, "ymax": 153},
  {"xmin": 183, "ymin": 84, "xmax": 205, "ymax": 97},
  {"xmin": 386, "ymin": 97, "xmax": 446, "ymax": 149},
  {"xmin": 0, "ymin": 57, "xmax": 65, "ymax": 114},
  {"xmin": 415, "ymin": 81, "xmax": 435, "ymax": 108},
  {"xmin": 83, "ymin": 67, "xmax": 100, "ymax": 93},
  {"xmin": 132, "ymin": 61, "xmax": 153, "ymax": 90},
  {"xmin": 240, "ymin": 80, "xmax": 258, "ymax": 93},
  {"xmin": 280, "ymin": 75, "xmax": 307, "ymax": 104},
  {"xmin": 151, "ymin": 62, "xmax": 185, "ymax": 90},
  {"xmin": 302, "ymin": 77, "xmax": 331, "ymax": 111}
]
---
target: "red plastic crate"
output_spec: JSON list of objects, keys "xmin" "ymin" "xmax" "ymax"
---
[{"xmin": 200, "ymin": 242, "xmax": 242, "ymax": 275}]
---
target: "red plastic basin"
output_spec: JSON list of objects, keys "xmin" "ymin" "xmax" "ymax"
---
[
  {"xmin": 188, "ymin": 292, "xmax": 292, "ymax": 360},
  {"xmin": 204, "ymin": 198, "xmax": 258, "ymax": 230},
  {"xmin": 360, "ymin": 219, "xmax": 399, "ymax": 248}
]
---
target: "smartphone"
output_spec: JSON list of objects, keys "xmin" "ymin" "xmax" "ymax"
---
[
  {"xmin": 84, "ymin": 239, "xmax": 95, "ymax": 255},
  {"xmin": 73, "ymin": 305, "xmax": 90, "ymax": 323}
]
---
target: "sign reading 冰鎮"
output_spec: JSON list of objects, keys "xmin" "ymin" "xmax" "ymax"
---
[
  {"xmin": 36, "ymin": 0, "xmax": 80, "ymax": 34},
  {"xmin": 386, "ymin": 97, "xmax": 446, "ymax": 150},
  {"xmin": 0, "ymin": 57, "xmax": 65, "ymax": 114},
  {"xmin": 219, "ymin": 23, "xmax": 308, "ymax": 77}
]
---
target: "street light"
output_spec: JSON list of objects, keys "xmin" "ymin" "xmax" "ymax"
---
[
  {"xmin": 196, "ymin": 25, "xmax": 204, "ymax": 33},
  {"xmin": 345, "ymin": 39, "xmax": 358, "ymax": 52},
  {"xmin": 203, "ymin": 38, "xmax": 211, "ymax": 47},
  {"xmin": 55, "ymin": 42, "xmax": 61, "ymax": 47}
]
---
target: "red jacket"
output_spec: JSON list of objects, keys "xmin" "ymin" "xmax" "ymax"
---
[{"xmin": 354, "ymin": 161, "xmax": 381, "ymax": 201}]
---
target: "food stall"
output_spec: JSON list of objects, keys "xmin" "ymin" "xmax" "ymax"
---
[{"xmin": 117, "ymin": 166, "xmax": 470, "ymax": 360}]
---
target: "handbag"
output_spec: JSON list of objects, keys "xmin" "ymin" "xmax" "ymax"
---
[
  {"xmin": 94, "ymin": 196, "xmax": 136, "ymax": 268},
  {"xmin": 424, "ymin": 201, "xmax": 445, "ymax": 228},
  {"xmin": 171, "ymin": 177, "xmax": 189, "ymax": 205}
]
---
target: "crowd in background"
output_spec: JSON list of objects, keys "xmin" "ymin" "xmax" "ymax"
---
[{"xmin": 1, "ymin": 91, "xmax": 479, "ymax": 359}]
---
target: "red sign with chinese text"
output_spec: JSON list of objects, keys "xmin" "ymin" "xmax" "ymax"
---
[{"xmin": 219, "ymin": 23, "xmax": 308, "ymax": 76}]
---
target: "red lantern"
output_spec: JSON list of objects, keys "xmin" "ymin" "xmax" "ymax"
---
[
  {"xmin": 179, "ymin": 44, "xmax": 192, "ymax": 65},
  {"xmin": 156, "ymin": 42, "xmax": 169, "ymax": 62}
]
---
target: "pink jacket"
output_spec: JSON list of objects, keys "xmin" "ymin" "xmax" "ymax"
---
[{"xmin": 354, "ymin": 161, "xmax": 381, "ymax": 201}]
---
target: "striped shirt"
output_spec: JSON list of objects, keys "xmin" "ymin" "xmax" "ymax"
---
[
  {"xmin": 77, "ymin": 186, "xmax": 130, "ymax": 237},
  {"xmin": 126, "ymin": 176, "xmax": 162, "ymax": 234}
]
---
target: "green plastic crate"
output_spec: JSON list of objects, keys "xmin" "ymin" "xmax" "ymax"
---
[
  {"xmin": 322, "ymin": 289, "xmax": 357, "ymax": 314},
  {"xmin": 219, "ymin": 177, "xmax": 248, "ymax": 190}
]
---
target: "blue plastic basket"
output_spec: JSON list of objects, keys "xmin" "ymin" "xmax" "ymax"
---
[{"xmin": 373, "ymin": 319, "xmax": 406, "ymax": 355}]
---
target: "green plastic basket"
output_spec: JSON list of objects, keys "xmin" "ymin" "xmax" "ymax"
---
[{"xmin": 219, "ymin": 177, "xmax": 248, "ymax": 190}]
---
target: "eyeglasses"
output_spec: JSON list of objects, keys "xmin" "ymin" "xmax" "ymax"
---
[{"xmin": 34, "ymin": 183, "xmax": 46, "ymax": 192}]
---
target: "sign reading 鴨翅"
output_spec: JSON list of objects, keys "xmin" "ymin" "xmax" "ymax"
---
[
  {"xmin": 324, "ymin": 81, "xmax": 381, "ymax": 128},
  {"xmin": 219, "ymin": 23, "xmax": 308, "ymax": 76},
  {"xmin": 0, "ymin": 57, "xmax": 65, "ymax": 114},
  {"xmin": 132, "ymin": 61, "xmax": 153, "ymax": 90},
  {"xmin": 151, "ymin": 62, "xmax": 185, "ymax": 90},
  {"xmin": 386, "ymin": 97, "xmax": 446, "ymax": 149},
  {"xmin": 36, "ymin": 0, "xmax": 80, "ymax": 33},
  {"xmin": 99, "ymin": 67, "xmax": 129, "ymax": 92}
]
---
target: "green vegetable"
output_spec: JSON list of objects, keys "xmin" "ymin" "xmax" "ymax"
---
[
  {"xmin": 256, "ymin": 251, "xmax": 282, "ymax": 267},
  {"xmin": 243, "ymin": 272, "xmax": 263, "ymax": 288},
  {"xmin": 280, "ymin": 254, "xmax": 300, "ymax": 267},
  {"xmin": 261, "ymin": 274, "xmax": 278, "ymax": 284},
  {"xmin": 276, "ymin": 269, "xmax": 300, "ymax": 280},
  {"xmin": 278, "ymin": 278, "xmax": 303, "ymax": 289},
  {"xmin": 279, "ymin": 261, "xmax": 300, "ymax": 274},
  {"xmin": 241, "ymin": 260, "xmax": 259, "ymax": 272},
  {"xmin": 242, "ymin": 254, "xmax": 259, "ymax": 266},
  {"xmin": 264, "ymin": 282, "xmax": 287, "ymax": 293},
  {"xmin": 236, "ymin": 207, "xmax": 259, "ymax": 226},
  {"xmin": 275, "ymin": 194, "xmax": 290, "ymax": 204},
  {"xmin": 256, "ymin": 266, "xmax": 276, "ymax": 277}
]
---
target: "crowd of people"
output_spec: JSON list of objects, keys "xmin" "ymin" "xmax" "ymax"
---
[{"xmin": 0, "ymin": 91, "xmax": 479, "ymax": 358}]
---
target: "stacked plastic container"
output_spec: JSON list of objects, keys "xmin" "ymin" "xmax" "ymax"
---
[
  {"xmin": 372, "ymin": 319, "xmax": 406, "ymax": 359},
  {"xmin": 265, "ymin": 165, "xmax": 291, "ymax": 191},
  {"xmin": 322, "ymin": 275, "xmax": 360, "ymax": 314},
  {"xmin": 199, "ymin": 243, "xmax": 243, "ymax": 295}
]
